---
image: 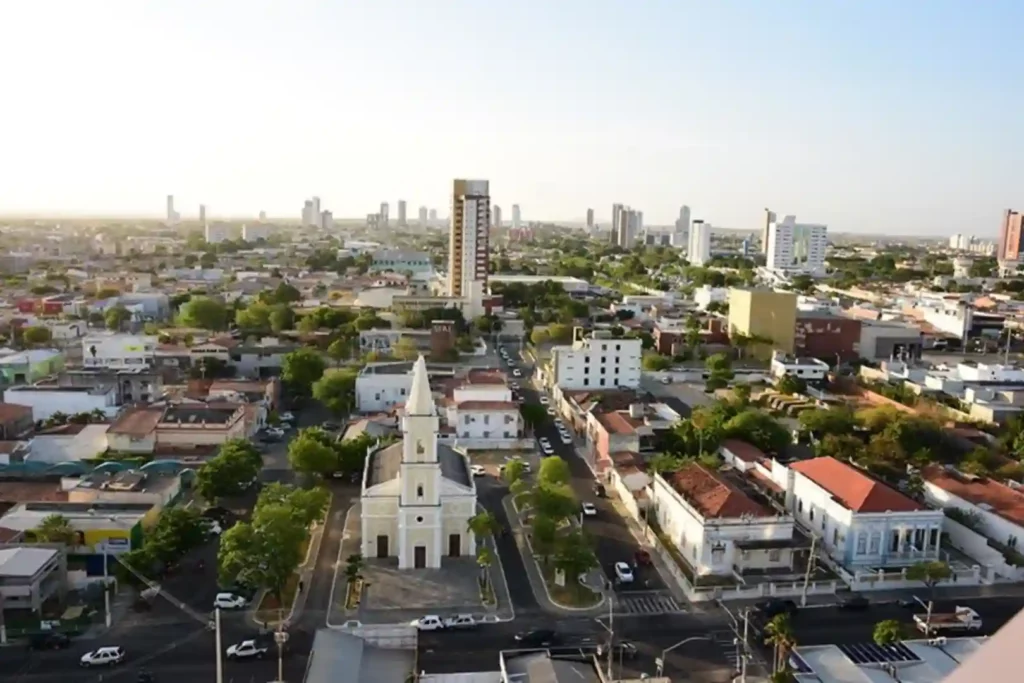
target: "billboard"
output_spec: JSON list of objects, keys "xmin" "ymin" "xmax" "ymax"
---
[{"xmin": 71, "ymin": 528, "xmax": 132, "ymax": 555}]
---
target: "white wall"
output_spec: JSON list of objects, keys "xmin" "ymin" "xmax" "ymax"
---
[
  {"xmin": 924, "ymin": 480, "xmax": 1024, "ymax": 548},
  {"xmin": 3, "ymin": 388, "xmax": 117, "ymax": 422},
  {"xmin": 552, "ymin": 337, "xmax": 642, "ymax": 390},
  {"xmin": 356, "ymin": 374, "xmax": 411, "ymax": 412}
]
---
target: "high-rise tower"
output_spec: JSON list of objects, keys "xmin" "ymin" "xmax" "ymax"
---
[{"xmin": 448, "ymin": 179, "xmax": 491, "ymax": 318}]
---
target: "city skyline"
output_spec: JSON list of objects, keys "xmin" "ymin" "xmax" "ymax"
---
[{"xmin": 1, "ymin": 1, "xmax": 1021, "ymax": 236}]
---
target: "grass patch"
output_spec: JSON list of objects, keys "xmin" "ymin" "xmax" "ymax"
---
[{"xmin": 540, "ymin": 564, "xmax": 601, "ymax": 608}]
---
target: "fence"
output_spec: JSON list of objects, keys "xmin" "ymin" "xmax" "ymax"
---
[{"xmin": 848, "ymin": 565, "xmax": 983, "ymax": 591}]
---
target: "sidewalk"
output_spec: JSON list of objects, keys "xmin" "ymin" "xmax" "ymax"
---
[{"xmin": 502, "ymin": 495, "xmax": 607, "ymax": 616}]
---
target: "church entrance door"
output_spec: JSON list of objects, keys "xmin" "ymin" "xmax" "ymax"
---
[
  {"xmin": 448, "ymin": 534, "xmax": 461, "ymax": 557},
  {"xmin": 376, "ymin": 535, "xmax": 388, "ymax": 558},
  {"xmin": 414, "ymin": 545, "xmax": 426, "ymax": 568}
]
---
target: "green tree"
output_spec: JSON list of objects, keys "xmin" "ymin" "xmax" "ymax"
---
[
  {"xmin": 548, "ymin": 323, "xmax": 573, "ymax": 343},
  {"xmin": 145, "ymin": 507, "xmax": 208, "ymax": 562},
  {"xmin": 907, "ymin": 560, "xmax": 952, "ymax": 603},
  {"xmin": 872, "ymin": 619, "xmax": 906, "ymax": 646},
  {"xmin": 764, "ymin": 613, "xmax": 796, "ymax": 674},
  {"xmin": 553, "ymin": 529, "xmax": 597, "ymax": 585},
  {"xmin": 312, "ymin": 368, "xmax": 359, "ymax": 415},
  {"xmin": 218, "ymin": 504, "xmax": 305, "ymax": 603},
  {"xmin": 269, "ymin": 304, "xmax": 295, "ymax": 333},
  {"xmin": 105, "ymin": 305, "xmax": 132, "ymax": 331},
  {"xmin": 33, "ymin": 514, "xmax": 76, "ymax": 545},
  {"xmin": 531, "ymin": 515, "xmax": 558, "ymax": 564},
  {"xmin": 817, "ymin": 433, "xmax": 864, "ymax": 461},
  {"xmin": 503, "ymin": 458, "xmax": 527, "ymax": 486},
  {"xmin": 531, "ymin": 482, "xmax": 578, "ymax": 522},
  {"xmin": 195, "ymin": 443, "xmax": 261, "ymax": 503},
  {"xmin": 22, "ymin": 326, "xmax": 53, "ymax": 346},
  {"xmin": 520, "ymin": 404, "xmax": 547, "ymax": 434},
  {"xmin": 235, "ymin": 302, "xmax": 272, "ymax": 331},
  {"xmin": 336, "ymin": 434, "xmax": 375, "ymax": 475},
  {"xmin": 476, "ymin": 545, "xmax": 495, "ymax": 591},
  {"xmin": 777, "ymin": 374, "xmax": 807, "ymax": 395},
  {"xmin": 282, "ymin": 347, "xmax": 327, "ymax": 396},
  {"xmin": 798, "ymin": 408, "xmax": 856, "ymax": 437},
  {"xmin": 538, "ymin": 456, "xmax": 571, "ymax": 486},
  {"xmin": 642, "ymin": 352, "xmax": 672, "ymax": 371},
  {"xmin": 724, "ymin": 409, "xmax": 791, "ymax": 454},
  {"xmin": 200, "ymin": 252, "xmax": 217, "ymax": 269},
  {"xmin": 257, "ymin": 483, "xmax": 329, "ymax": 527},
  {"xmin": 178, "ymin": 296, "xmax": 228, "ymax": 330},
  {"xmin": 327, "ymin": 338, "xmax": 351, "ymax": 366},
  {"xmin": 530, "ymin": 328, "xmax": 550, "ymax": 346},
  {"xmin": 288, "ymin": 431, "xmax": 339, "ymax": 477},
  {"xmin": 392, "ymin": 337, "xmax": 420, "ymax": 360},
  {"xmin": 467, "ymin": 510, "xmax": 501, "ymax": 539},
  {"xmin": 732, "ymin": 383, "xmax": 752, "ymax": 406}
]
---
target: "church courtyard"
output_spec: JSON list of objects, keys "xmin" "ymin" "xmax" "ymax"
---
[{"xmin": 328, "ymin": 502, "xmax": 514, "ymax": 625}]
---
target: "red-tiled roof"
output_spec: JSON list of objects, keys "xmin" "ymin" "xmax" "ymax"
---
[
  {"xmin": 108, "ymin": 407, "xmax": 163, "ymax": 436},
  {"xmin": 0, "ymin": 403, "xmax": 32, "ymax": 423},
  {"xmin": 790, "ymin": 457, "xmax": 923, "ymax": 513},
  {"xmin": 720, "ymin": 439, "xmax": 765, "ymax": 464},
  {"xmin": 922, "ymin": 465, "xmax": 1024, "ymax": 527},
  {"xmin": 456, "ymin": 401, "xmax": 518, "ymax": 410},
  {"xmin": 594, "ymin": 411, "xmax": 642, "ymax": 436},
  {"xmin": 669, "ymin": 463, "xmax": 773, "ymax": 519}
]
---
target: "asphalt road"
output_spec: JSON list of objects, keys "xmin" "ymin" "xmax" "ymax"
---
[{"xmin": 508, "ymin": 350, "xmax": 665, "ymax": 594}]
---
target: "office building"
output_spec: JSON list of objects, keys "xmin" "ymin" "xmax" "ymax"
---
[
  {"xmin": 997, "ymin": 209, "xmax": 1024, "ymax": 263},
  {"xmin": 301, "ymin": 197, "xmax": 323, "ymax": 228},
  {"xmin": 198, "ymin": 204, "xmax": 206, "ymax": 224},
  {"xmin": 761, "ymin": 209, "xmax": 776, "ymax": 254},
  {"xmin": 511, "ymin": 205, "xmax": 521, "ymax": 231},
  {"xmin": 429, "ymin": 209, "xmax": 438, "ymax": 222},
  {"xmin": 321, "ymin": 210, "xmax": 333, "ymax": 232},
  {"xmin": 766, "ymin": 215, "xmax": 828, "ymax": 273},
  {"xmin": 676, "ymin": 205, "xmax": 691, "ymax": 233},
  {"xmin": 727, "ymin": 288, "xmax": 798, "ymax": 359},
  {"xmin": 380, "ymin": 202, "xmax": 390, "ymax": 228},
  {"xmin": 397, "ymin": 200, "xmax": 407, "ymax": 227},
  {"xmin": 418, "ymin": 206, "xmax": 428, "ymax": 228},
  {"xmin": 586, "ymin": 208, "xmax": 594, "ymax": 228},
  {"xmin": 635, "ymin": 210, "xmax": 644, "ymax": 233},
  {"xmin": 687, "ymin": 220, "xmax": 711, "ymax": 266},
  {"xmin": 448, "ymin": 179, "xmax": 491, "ymax": 318},
  {"xmin": 493, "ymin": 205, "xmax": 502, "ymax": 230},
  {"xmin": 204, "ymin": 223, "xmax": 231, "ymax": 244},
  {"xmin": 165, "ymin": 195, "xmax": 179, "ymax": 225},
  {"xmin": 302, "ymin": 200, "xmax": 314, "ymax": 226}
]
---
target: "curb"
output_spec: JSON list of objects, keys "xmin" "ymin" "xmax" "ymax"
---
[
  {"xmin": 325, "ymin": 503, "xmax": 356, "ymax": 629},
  {"xmin": 503, "ymin": 494, "xmax": 606, "ymax": 614},
  {"xmin": 477, "ymin": 502, "xmax": 517, "ymax": 623}
]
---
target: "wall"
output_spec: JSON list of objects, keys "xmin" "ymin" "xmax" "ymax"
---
[
  {"xmin": 3, "ymin": 389, "xmax": 116, "ymax": 422},
  {"xmin": 106, "ymin": 432, "xmax": 157, "ymax": 454},
  {"xmin": 350, "ymin": 624, "xmax": 418, "ymax": 648},
  {"xmin": 923, "ymin": 481, "xmax": 1024, "ymax": 549},
  {"xmin": 155, "ymin": 421, "xmax": 246, "ymax": 447},
  {"xmin": 356, "ymin": 374, "xmax": 411, "ymax": 412},
  {"xmin": 941, "ymin": 516, "xmax": 1023, "ymax": 580},
  {"xmin": 795, "ymin": 315, "xmax": 862, "ymax": 361}
]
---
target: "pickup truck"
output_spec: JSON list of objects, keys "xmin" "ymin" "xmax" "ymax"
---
[{"xmin": 914, "ymin": 606, "xmax": 982, "ymax": 634}]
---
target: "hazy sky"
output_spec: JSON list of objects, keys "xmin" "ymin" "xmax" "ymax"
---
[{"xmin": 2, "ymin": 1, "xmax": 1021, "ymax": 235}]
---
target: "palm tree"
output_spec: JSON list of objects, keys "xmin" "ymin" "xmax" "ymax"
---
[
  {"xmin": 476, "ymin": 546, "xmax": 494, "ymax": 592},
  {"xmin": 764, "ymin": 613, "xmax": 796, "ymax": 674},
  {"xmin": 34, "ymin": 514, "xmax": 76, "ymax": 546},
  {"xmin": 344, "ymin": 553, "xmax": 365, "ymax": 583}
]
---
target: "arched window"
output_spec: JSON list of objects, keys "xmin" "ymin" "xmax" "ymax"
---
[{"xmin": 416, "ymin": 485, "xmax": 424, "ymax": 498}]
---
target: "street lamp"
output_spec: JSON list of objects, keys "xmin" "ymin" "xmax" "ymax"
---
[{"xmin": 656, "ymin": 635, "xmax": 711, "ymax": 677}]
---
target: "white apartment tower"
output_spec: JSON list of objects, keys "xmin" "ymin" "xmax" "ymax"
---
[
  {"xmin": 448, "ymin": 179, "xmax": 491, "ymax": 318},
  {"xmin": 761, "ymin": 209, "xmax": 777, "ymax": 254},
  {"xmin": 397, "ymin": 200, "xmax": 407, "ymax": 227},
  {"xmin": 550, "ymin": 329, "xmax": 643, "ymax": 391},
  {"xmin": 511, "ymin": 204, "xmax": 521, "ymax": 231},
  {"xmin": 380, "ymin": 202, "xmax": 390, "ymax": 228},
  {"xmin": 418, "ymin": 206, "xmax": 429, "ymax": 227},
  {"xmin": 687, "ymin": 220, "xmax": 711, "ymax": 265},
  {"xmin": 166, "ymin": 195, "xmax": 178, "ymax": 224},
  {"xmin": 198, "ymin": 204, "xmax": 207, "ymax": 225},
  {"xmin": 611, "ymin": 204, "xmax": 624, "ymax": 244},
  {"xmin": 493, "ymin": 205, "xmax": 502, "ymax": 230},
  {"xmin": 586, "ymin": 208, "xmax": 594, "ymax": 228},
  {"xmin": 766, "ymin": 215, "xmax": 828, "ymax": 272}
]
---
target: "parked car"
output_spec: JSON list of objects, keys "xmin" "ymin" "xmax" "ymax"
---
[
  {"xmin": 514, "ymin": 628, "xmax": 559, "ymax": 647},
  {"xmin": 226, "ymin": 639, "xmax": 269, "ymax": 660},
  {"xmin": 80, "ymin": 646, "xmax": 125, "ymax": 667},
  {"xmin": 581, "ymin": 502, "xmax": 598, "ymax": 517},
  {"xmin": 838, "ymin": 595, "xmax": 870, "ymax": 611},
  {"xmin": 279, "ymin": 412, "xmax": 296, "ymax": 423},
  {"xmin": 28, "ymin": 632, "xmax": 71, "ymax": 650},
  {"xmin": 213, "ymin": 593, "xmax": 248, "ymax": 610},
  {"xmin": 539, "ymin": 396, "xmax": 550, "ymax": 405},
  {"xmin": 322, "ymin": 421, "xmax": 341, "ymax": 431},
  {"xmin": 442, "ymin": 614, "xmax": 478, "ymax": 630},
  {"xmin": 755, "ymin": 598, "xmax": 798, "ymax": 619},
  {"xmin": 634, "ymin": 549, "xmax": 652, "ymax": 566},
  {"xmin": 614, "ymin": 562, "xmax": 635, "ymax": 583},
  {"xmin": 470, "ymin": 465, "xmax": 486, "ymax": 477},
  {"xmin": 410, "ymin": 615, "xmax": 445, "ymax": 631},
  {"xmin": 593, "ymin": 483, "xmax": 606, "ymax": 498}
]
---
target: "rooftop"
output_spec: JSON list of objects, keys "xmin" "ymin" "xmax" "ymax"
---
[
  {"xmin": 108, "ymin": 407, "xmax": 163, "ymax": 436},
  {"xmin": 792, "ymin": 637, "xmax": 986, "ymax": 683},
  {"xmin": 365, "ymin": 441, "xmax": 471, "ymax": 489},
  {"xmin": 669, "ymin": 463, "xmax": 774, "ymax": 519},
  {"xmin": 791, "ymin": 457, "xmax": 924, "ymax": 513},
  {"xmin": 160, "ymin": 404, "xmax": 241, "ymax": 426},
  {"xmin": 922, "ymin": 465, "xmax": 1024, "ymax": 527},
  {"xmin": 1, "ymin": 501, "xmax": 151, "ymax": 531},
  {"xmin": 0, "ymin": 546, "xmax": 58, "ymax": 578},
  {"xmin": 594, "ymin": 410, "xmax": 644, "ymax": 436}
]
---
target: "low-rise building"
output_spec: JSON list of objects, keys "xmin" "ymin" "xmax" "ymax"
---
[
  {"xmin": 788, "ymin": 457, "xmax": 944, "ymax": 570},
  {"xmin": 441, "ymin": 375, "xmax": 522, "ymax": 446},
  {"xmin": 770, "ymin": 352, "xmax": 830, "ymax": 383},
  {"xmin": 0, "ymin": 349, "xmax": 64, "ymax": 384},
  {"xmin": 922, "ymin": 465, "xmax": 1024, "ymax": 554},
  {"xmin": 0, "ymin": 545, "xmax": 66, "ymax": 613},
  {"xmin": 369, "ymin": 250, "xmax": 432, "ymax": 274},
  {"xmin": 105, "ymin": 401, "xmax": 261, "ymax": 455},
  {"xmin": 651, "ymin": 463, "xmax": 801, "ymax": 577},
  {"xmin": 549, "ymin": 328, "xmax": 642, "ymax": 391},
  {"xmin": 82, "ymin": 333, "xmax": 157, "ymax": 370},
  {"xmin": 3, "ymin": 385, "xmax": 119, "ymax": 422},
  {"xmin": 794, "ymin": 311, "xmax": 862, "ymax": 362}
]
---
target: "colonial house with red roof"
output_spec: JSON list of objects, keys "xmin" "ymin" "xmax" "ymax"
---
[
  {"xmin": 788, "ymin": 457, "xmax": 945, "ymax": 571},
  {"xmin": 651, "ymin": 462, "xmax": 804, "ymax": 578}
]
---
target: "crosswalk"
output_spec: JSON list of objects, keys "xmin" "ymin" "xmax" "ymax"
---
[
  {"xmin": 710, "ymin": 629, "xmax": 743, "ymax": 671},
  {"xmin": 613, "ymin": 591, "xmax": 684, "ymax": 615}
]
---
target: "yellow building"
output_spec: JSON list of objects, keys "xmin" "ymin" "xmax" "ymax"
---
[{"xmin": 727, "ymin": 288, "xmax": 798, "ymax": 359}]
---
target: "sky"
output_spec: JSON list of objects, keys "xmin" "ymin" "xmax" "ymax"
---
[{"xmin": 1, "ymin": 0, "xmax": 1022, "ymax": 236}]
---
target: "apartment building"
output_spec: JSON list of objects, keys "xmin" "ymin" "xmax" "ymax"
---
[
  {"xmin": 549, "ymin": 329, "xmax": 642, "ymax": 391},
  {"xmin": 727, "ymin": 288, "xmax": 798, "ymax": 358},
  {"xmin": 766, "ymin": 215, "xmax": 828, "ymax": 273}
]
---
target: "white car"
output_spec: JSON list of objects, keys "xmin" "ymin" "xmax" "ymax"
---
[
  {"xmin": 470, "ymin": 464, "xmax": 486, "ymax": 477},
  {"xmin": 279, "ymin": 411, "xmax": 296, "ymax": 423},
  {"xmin": 226, "ymin": 639, "xmax": 269, "ymax": 660},
  {"xmin": 80, "ymin": 646, "xmax": 125, "ymax": 667},
  {"xmin": 540, "ymin": 443, "xmax": 555, "ymax": 455},
  {"xmin": 614, "ymin": 562, "xmax": 635, "ymax": 583},
  {"xmin": 411, "ymin": 615, "xmax": 445, "ymax": 631},
  {"xmin": 512, "ymin": 369, "xmax": 522, "ymax": 377},
  {"xmin": 539, "ymin": 396, "xmax": 550, "ymax": 405},
  {"xmin": 443, "ymin": 614, "xmax": 478, "ymax": 630},
  {"xmin": 559, "ymin": 431, "xmax": 573, "ymax": 445},
  {"xmin": 265, "ymin": 427, "xmax": 285, "ymax": 438},
  {"xmin": 204, "ymin": 521, "xmax": 223, "ymax": 536},
  {"xmin": 582, "ymin": 502, "xmax": 598, "ymax": 517},
  {"xmin": 213, "ymin": 592, "xmax": 248, "ymax": 610},
  {"xmin": 546, "ymin": 407, "xmax": 556, "ymax": 416}
]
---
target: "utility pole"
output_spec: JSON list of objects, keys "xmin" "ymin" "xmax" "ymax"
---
[
  {"xmin": 214, "ymin": 608, "xmax": 223, "ymax": 683},
  {"xmin": 800, "ymin": 535, "xmax": 818, "ymax": 607},
  {"xmin": 274, "ymin": 606, "xmax": 289, "ymax": 683},
  {"xmin": 740, "ymin": 609, "xmax": 750, "ymax": 683},
  {"xmin": 102, "ymin": 544, "xmax": 111, "ymax": 627},
  {"xmin": 606, "ymin": 582, "xmax": 615, "ymax": 681}
]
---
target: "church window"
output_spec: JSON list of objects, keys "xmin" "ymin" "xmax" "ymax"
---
[
  {"xmin": 416, "ymin": 485, "xmax": 424, "ymax": 498},
  {"xmin": 416, "ymin": 516, "xmax": 424, "ymax": 523},
  {"xmin": 483, "ymin": 415, "xmax": 490, "ymax": 425}
]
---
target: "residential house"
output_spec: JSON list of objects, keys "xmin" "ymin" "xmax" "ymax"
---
[
  {"xmin": 922, "ymin": 465, "xmax": 1024, "ymax": 554},
  {"xmin": 105, "ymin": 401, "xmax": 262, "ymax": 455},
  {"xmin": 788, "ymin": 457, "xmax": 944, "ymax": 570},
  {"xmin": 651, "ymin": 463, "xmax": 802, "ymax": 578},
  {"xmin": 770, "ymin": 352, "xmax": 830, "ymax": 383},
  {"xmin": 4, "ymin": 385, "xmax": 118, "ymax": 422},
  {"xmin": 229, "ymin": 338, "xmax": 298, "ymax": 378},
  {"xmin": 585, "ymin": 403, "xmax": 677, "ymax": 476},
  {"xmin": 0, "ymin": 349, "xmax": 64, "ymax": 384},
  {"xmin": 440, "ymin": 372, "xmax": 522, "ymax": 447}
]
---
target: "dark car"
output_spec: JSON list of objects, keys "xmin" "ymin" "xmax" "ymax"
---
[
  {"xmin": 838, "ymin": 595, "xmax": 870, "ymax": 611},
  {"xmin": 514, "ymin": 629, "xmax": 559, "ymax": 648},
  {"xmin": 28, "ymin": 632, "xmax": 71, "ymax": 650},
  {"xmin": 593, "ymin": 483, "xmax": 606, "ymax": 498},
  {"xmin": 755, "ymin": 598, "xmax": 798, "ymax": 619}
]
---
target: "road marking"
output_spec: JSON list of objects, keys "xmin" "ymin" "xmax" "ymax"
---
[{"xmin": 614, "ymin": 592, "xmax": 684, "ymax": 616}]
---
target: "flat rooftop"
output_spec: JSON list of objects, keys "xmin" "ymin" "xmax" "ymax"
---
[
  {"xmin": 7, "ymin": 385, "xmax": 111, "ymax": 394},
  {"xmin": 0, "ymin": 546, "xmax": 58, "ymax": 578},
  {"xmin": 74, "ymin": 470, "xmax": 177, "ymax": 494},
  {"xmin": 161, "ymin": 405, "xmax": 238, "ymax": 425},
  {"xmin": 0, "ymin": 501, "xmax": 152, "ymax": 532}
]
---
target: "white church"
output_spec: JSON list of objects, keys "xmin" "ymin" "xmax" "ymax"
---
[{"xmin": 360, "ymin": 355, "xmax": 478, "ymax": 569}]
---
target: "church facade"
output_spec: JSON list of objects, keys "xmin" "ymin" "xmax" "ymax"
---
[{"xmin": 360, "ymin": 355, "xmax": 477, "ymax": 569}]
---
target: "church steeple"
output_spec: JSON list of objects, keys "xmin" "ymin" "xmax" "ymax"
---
[{"xmin": 406, "ymin": 355, "xmax": 435, "ymax": 416}]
